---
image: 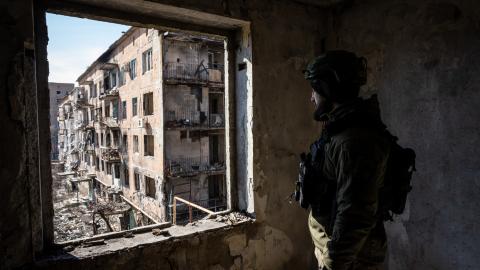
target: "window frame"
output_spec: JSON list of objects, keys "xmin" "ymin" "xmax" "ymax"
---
[
  {"xmin": 143, "ymin": 92, "xmax": 154, "ymax": 116},
  {"xmin": 144, "ymin": 175, "xmax": 156, "ymax": 198},
  {"xmin": 143, "ymin": 134, "xmax": 154, "ymax": 157},
  {"xmin": 132, "ymin": 97, "xmax": 138, "ymax": 116},
  {"xmin": 129, "ymin": 58, "xmax": 137, "ymax": 79},
  {"xmin": 142, "ymin": 48, "xmax": 153, "ymax": 74},
  {"xmin": 35, "ymin": 0, "xmax": 252, "ymax": 250}
]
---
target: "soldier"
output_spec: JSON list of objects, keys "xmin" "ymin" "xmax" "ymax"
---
[{"xmin": 302, "ymin": 50, "xmax": 390, "ymax": 270}]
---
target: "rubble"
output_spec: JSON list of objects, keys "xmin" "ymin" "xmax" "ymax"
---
[{"xmin": 213, "ymin": 212, "xmax": 252, "ymax": 225}]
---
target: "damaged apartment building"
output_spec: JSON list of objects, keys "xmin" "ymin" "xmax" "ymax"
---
[{"xmin": 57, "ymin": 27, "xmax": 227, "ymax": 230}]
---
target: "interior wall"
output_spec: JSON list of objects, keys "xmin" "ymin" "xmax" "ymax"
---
[
  {"xmin": 2, "ymin": 0, "xmax": 328, "ymax": 269},
  {"xmin": 327, "ymin": 1, "xmax": 480, "ymax": 269}
]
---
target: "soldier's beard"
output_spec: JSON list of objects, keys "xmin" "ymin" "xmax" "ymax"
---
[{"xmin": 313, "ymin": 100, "xmax": 333, "ymax": 121}]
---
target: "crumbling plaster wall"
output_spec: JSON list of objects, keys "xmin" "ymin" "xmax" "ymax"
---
[
  {"xmin": 327, "ymin": 1, "xmax": 480, "ymax": 269},
  {"xmin": 3, "ymin": 0, "xmax": 331, "ymax": 269}
]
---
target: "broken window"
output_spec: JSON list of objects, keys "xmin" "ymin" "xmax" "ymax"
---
[
  {"xmin": 112, "ymin": 101, "xmax": 118, "ymax": 119},
  {"xmin": 106, "ymin": 163, "xmax": 112, "ymax": 175},
  {"xmin": 145, "ymin": 176, "xmax": 156, "ymax": 198},
  {"xmin": 129, "ymin": 59, "xmax": 137, "ymax": 79},
  {"xmin": 143, "ymin": 92, "xmax": 154, "ymax": 116},
  {"xmin": 144, "ymin": 135, "xmax": 154, "ymax": 156},
  {"xmin": 112, "ymin": 130, "xmax": 119, "ymax": 148},
  {"xmin": 132, "ymin": 97, "xmax": 138, "ymax": 116},
  {"xmin": 111, "ymin": 70, "xmax": 117, "ymax": 88},
  {"xmin": 133, "ymin": 135, "xmax": 139, "ymax": 153},
  {"xmin": 134, "ymin": 172, "xmax": 140, "ymax": 191},
  {"xmin": 123, "ymin": 167, "xmax": 129, "ymax": 188},
  {"xmin": 142, "ymin": 48, "xmax": 153, "ymax": 74},
  {"xmin": 119, "ymin": 66, "xmax": 126, "ymax": 86},
  {"xmin": 106, "ymin": 133, "xmax": 111, "ymax": 147},
  {"xmin": 122, "ymin": 134, "xmax": 128, "ymax": 152},
  {"xmin": 122, "ymin": 101, "xmax": 127, "ymax": 119}
]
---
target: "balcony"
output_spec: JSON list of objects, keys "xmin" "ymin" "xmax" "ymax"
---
[
  {"xmin": 209, "ymin": 114, "xmax": 224, "ymax": 128},
  {"xmin": 101, "ymin": 147, "xmax": 121, "ymax": 162},
  {"xmin": 101, "ymin": 117, "xmax": 119, "ymax": 129},
  {"xmin": 165, "ymin": 112, "xmax": 224, "ymax": 130},
  {"xmin": 99, "ymin": 88, "xmax": 119, "ymax": 100},
  {"xmin": 163, "ymin": 62, "xmax": 224, "ymax": 85},
  {"xmin": 165, "ymin": 156, "xmax": 225, "ymax": 178}
]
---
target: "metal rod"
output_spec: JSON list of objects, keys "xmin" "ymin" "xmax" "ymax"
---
[
  {"xmin": 120, "ymin": 195, "xmax": 160, "ymax": 224},
  {"xmin": 173, "ymin": 196, "xmax": 215, "ymax": 215},
  {"xmin": 173, "ymin": 197, "xmax": 177, "ymax": 225}
]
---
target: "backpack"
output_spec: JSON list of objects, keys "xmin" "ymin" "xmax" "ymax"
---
[{"xmin": 380, "ymin": 134, "xmax": 416, "ymax": 221}]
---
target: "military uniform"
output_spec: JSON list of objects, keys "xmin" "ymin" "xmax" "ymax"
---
[{"xmin": 308, "ymin": 98, "xmax": 390, "ymax": 270}]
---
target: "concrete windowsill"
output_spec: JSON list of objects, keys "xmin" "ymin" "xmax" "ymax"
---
[{"xmin": 37, "ymin": 217, "xmax": 254, "ymax": 264}]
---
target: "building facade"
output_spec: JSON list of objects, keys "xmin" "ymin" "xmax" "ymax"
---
[
  {"xmin": 49, "ymin": 82, "xmax": 74, "ymax": 160},
  {"xmin": 58, "ymin": 27, "xmax": 226, "ymax": 226}
]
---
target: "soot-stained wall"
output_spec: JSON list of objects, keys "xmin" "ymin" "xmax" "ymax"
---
[{"xmin": 327, "ymin": 1, "xmax": 480, "ymax": 269}]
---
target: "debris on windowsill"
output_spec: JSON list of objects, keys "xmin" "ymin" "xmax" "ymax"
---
[
  {"xmin": 213, "ymin": 212, "xmax": 252, "ymax": 225},
  {"xmin": 152, "ymin": 228, "xmax": 171, "ymax": 237},
  {"xmin": 82, "ymin": 239, "xmax": 105, "ymax": 247}
]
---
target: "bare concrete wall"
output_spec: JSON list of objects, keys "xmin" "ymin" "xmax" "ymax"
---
[{"xmin": 327, "ymin": 1, "xmax": 480, "ymax": 269}]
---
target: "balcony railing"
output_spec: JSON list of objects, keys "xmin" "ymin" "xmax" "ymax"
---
[
  {"xmin": 164, "ymin": 62, "xmax": 208, "ymax": 83},
  {"xmin": 163, "ymin": 62, "xmax": 224, "ymax": 84},
  {"xmin": 99, "ymin": 88, "xmax": 119, "ymax": 100},
  {"xmin": 165, "ymin": 156, "xmax": 225, "ymax": 177},
  {"xmin": 165, "ymin": 112, "xmax": 224, "ymax": 129},
  {"xmin": 171, "ymin": 196, "xmax": 227, "ymax": 225}
]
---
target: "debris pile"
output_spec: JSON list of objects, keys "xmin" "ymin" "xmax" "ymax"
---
[{"xmin": 214, "ymin": 212, "xmax": 252, "ymax": 225}]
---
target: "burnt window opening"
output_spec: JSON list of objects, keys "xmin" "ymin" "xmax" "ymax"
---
[
  {"xmin": 145, "ymin": 176, "xmax": 156, "ymax": 198},
  {"xmin": 143, "ymin": 92, "xmax": 154, "ymax": 116},
  {"xmin": 134, "ymin": 172, "xmax": 141, "ymax": 191},
  {"xmin": 133, "ymin": 135, "xmax": 139, "ymax": 153},
  {"xmin": 144, "ymin": 135, "xmax": 154, "ymax": 156},
  {"xmin": 129, "ymin": 59, "xmax": 137, "ymax": 79},
  {"xmin": 123, "ymin": 167, "xmax": 129, "ymax": 188}
]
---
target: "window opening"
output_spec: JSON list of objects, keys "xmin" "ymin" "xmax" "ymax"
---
[
  {"xmin": 143, "ymin": 92, "xmax": 154, "ymax": 115},
  {"xmin": 144, "ymin": 135, "xmax": 154, "ymax": 156},
  {"xmin": 48, "ymin": 13, "xmax": 232, "ymax": 244}
]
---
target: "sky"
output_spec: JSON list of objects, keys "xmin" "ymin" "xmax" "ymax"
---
[{"xmin": 47, "ymin": 13, "xmax": 130, "ymax": 84}]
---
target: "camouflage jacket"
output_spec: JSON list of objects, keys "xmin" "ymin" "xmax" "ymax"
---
[{"xmin": 309, "ymin": 97, "xmax": 390, "ymax": 270}]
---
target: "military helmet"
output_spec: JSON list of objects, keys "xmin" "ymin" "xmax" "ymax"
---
[{"xmin": 304, "ymin": 50, "xmax": 367, "ymax": 101}]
